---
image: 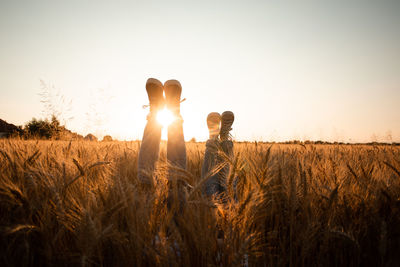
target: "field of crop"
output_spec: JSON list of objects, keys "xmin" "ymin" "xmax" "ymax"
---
[{"xmin": 0, "ymin": 139, "xmax": 399, "ymax": 266}]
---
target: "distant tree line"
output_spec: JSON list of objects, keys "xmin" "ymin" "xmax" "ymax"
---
[
  {"xmin": 235, "ymin": 140, "xmax": 400, "ymax": 146},
  {"xmin": 0, "ymin": 116, "xmax": 113, "ymax": 141}
]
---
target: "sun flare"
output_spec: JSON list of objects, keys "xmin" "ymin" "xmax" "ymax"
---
[{"xmin": 157, "ymin": 108, "xmax": 175, "ymax": 128}]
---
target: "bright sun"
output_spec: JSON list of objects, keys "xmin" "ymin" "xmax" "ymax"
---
[{"xmin": 157, "ymin": 108, "xmax": 175, "ymax": 128}]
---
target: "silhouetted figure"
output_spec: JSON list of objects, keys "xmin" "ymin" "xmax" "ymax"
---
[
  {"xmin": 202, "ymin": 111, "xmax": 234, "ymax": 197},
  {"xmin": 137, "ymin": 78, "xmax": 186, "ymax": 186},
  {"xmin": 137, "ymin": 78, "xmax": 234, "ymax": 197}
]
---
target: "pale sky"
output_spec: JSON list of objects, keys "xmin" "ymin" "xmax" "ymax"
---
[{"xmin": 1, "ymin": 0, "xmax": 399, "ymax": 142}]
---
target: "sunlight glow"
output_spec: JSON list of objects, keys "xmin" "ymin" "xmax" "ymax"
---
[{"xmin": 157, "ymin": 108, "xmax": 175, "ymax": 128}]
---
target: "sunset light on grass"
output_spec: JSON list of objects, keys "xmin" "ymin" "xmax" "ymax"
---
[{"xmin": 1, "ymin": 1, "xmax": 400, "ymax": 266}]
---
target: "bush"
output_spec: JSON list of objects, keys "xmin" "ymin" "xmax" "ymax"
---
[
  {"xmin": 102, "ymin": 135, "xmax": 113, "ymax": 142},
  {"xmin": 84, "ymin": 133, "xmax": 98, "ymax": 141},
  {"xmin": 25, "ymin": 115, "xmax": 62, "ymax": 139}
]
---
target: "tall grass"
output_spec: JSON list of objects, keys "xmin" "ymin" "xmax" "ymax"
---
[{"xmin": 0, "ymin": 139, "xmax": 399, "ymax": 266}]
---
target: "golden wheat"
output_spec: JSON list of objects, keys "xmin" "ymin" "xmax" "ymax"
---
[{"xmin": 0, "ymin": 139, "xmax": 399, "ymax": 266}]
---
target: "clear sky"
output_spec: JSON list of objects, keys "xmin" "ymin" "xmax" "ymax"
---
[{"xmin": 1, "ymin": 0, "xmax": 399, "ymax": 142}]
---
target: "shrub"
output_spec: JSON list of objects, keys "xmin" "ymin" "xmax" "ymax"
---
[
  {"xmin": 102, "ymin": 135, "xmax": 113, "ymax": 142},
  {"xmin": 84, "ymin": 133, "xmax": 98, "ymax": 141},
  {"xmin": 24, "ymin": 115, "xmax": 62, "ymax": 139}
]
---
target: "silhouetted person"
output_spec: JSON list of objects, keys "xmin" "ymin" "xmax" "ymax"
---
[
  {"xmin": 202, "ymin": 111, "xmax": 234, "ymax": 197},
  {"xmin": 137, "ymin": 78, "xmax": 234, "ymax": 197},
  {"xmin": 137, "ymin": 78, "xmax": 186, "ymax": 186}
]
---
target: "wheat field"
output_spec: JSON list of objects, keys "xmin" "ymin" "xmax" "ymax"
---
[{"xmin": 0, "ymin": 139, "xmax": 399, "ymax": 266}]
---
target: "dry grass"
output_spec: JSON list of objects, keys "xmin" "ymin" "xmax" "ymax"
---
[{"xmin": 0, "ymin": 139, "xmax": 399, "ymax": 266}]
